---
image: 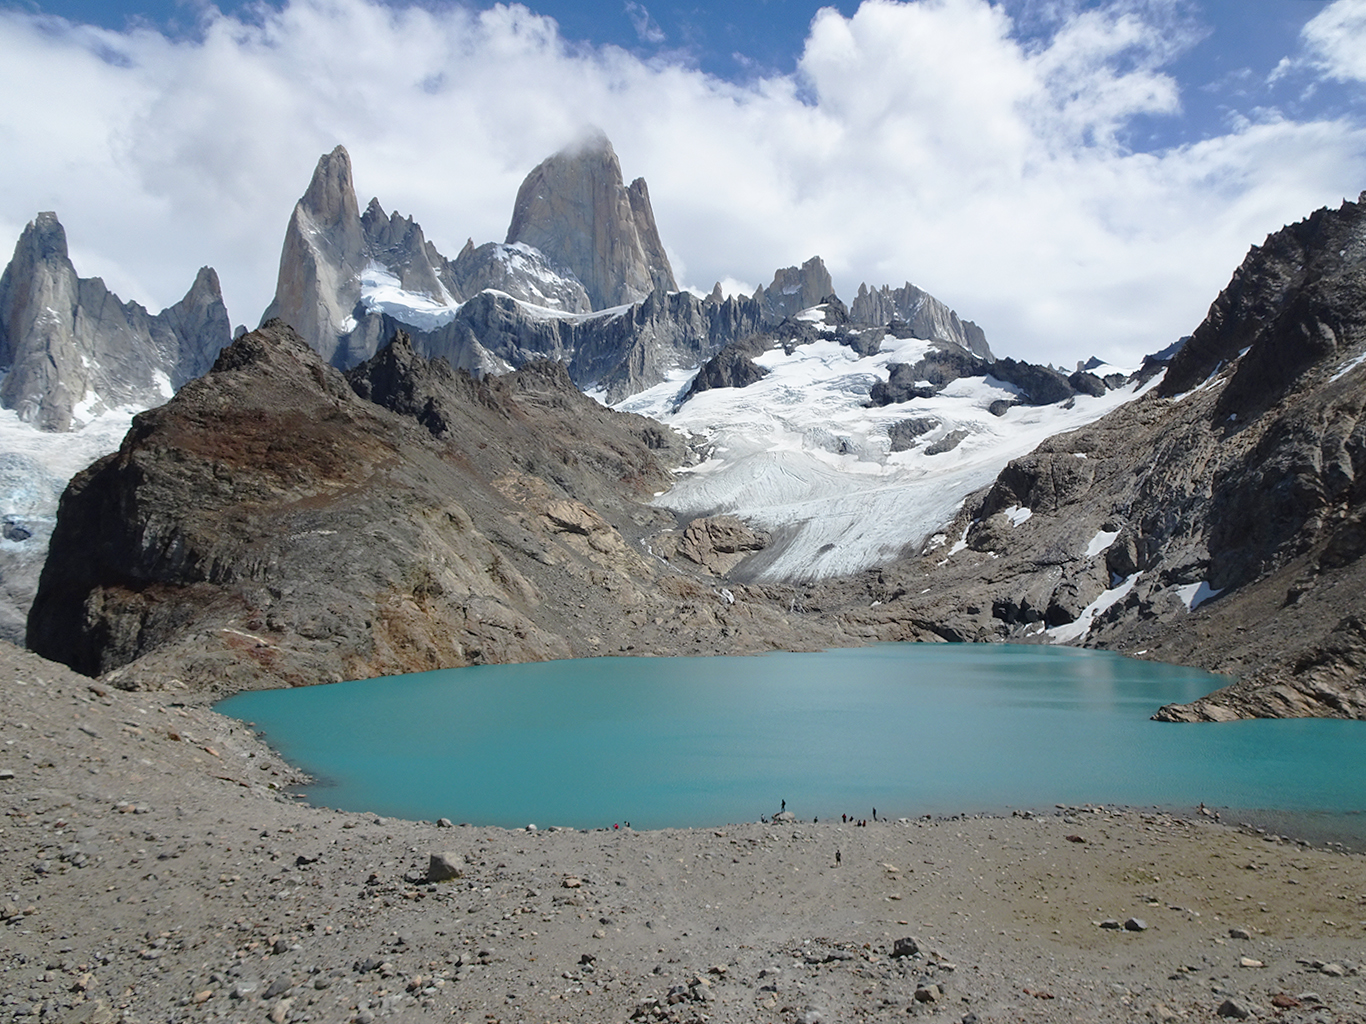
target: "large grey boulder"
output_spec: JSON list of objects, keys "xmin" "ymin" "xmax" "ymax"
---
[{"xmin": 0, "ymin": 212, "xmax": 230, "ymax": 431}]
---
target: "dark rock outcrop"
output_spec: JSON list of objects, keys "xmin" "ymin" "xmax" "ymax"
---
[
  {"xmin": 0, "ymin": 214, "xmax": 231, "ymax": 431},
  {"xmin": 26, "ymin": 322, "xmax": 845, "ymax": 691},
  {"xmin": 679, "ymin": 336, "xmax": 770, "ymax": 403}
]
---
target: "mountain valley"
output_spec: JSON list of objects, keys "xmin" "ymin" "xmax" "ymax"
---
[{"xmin": 1, "ymin": 135, "xmax": 1364, "ymax": 723}]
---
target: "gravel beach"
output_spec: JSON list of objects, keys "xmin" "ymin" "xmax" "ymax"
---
[{"xmin": 2, "ymin": 640, "xmax": 1364, "ymax": 1024}]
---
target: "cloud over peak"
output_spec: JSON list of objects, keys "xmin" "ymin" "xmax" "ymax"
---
[{"xmin": 1, "ymin": 0, "xmax": 1363, "ymax": 368}]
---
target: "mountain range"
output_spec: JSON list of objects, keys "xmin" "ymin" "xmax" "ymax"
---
[{"xmin": 5, "ymin": 134, "xmax": 1365, "ymax": 721}]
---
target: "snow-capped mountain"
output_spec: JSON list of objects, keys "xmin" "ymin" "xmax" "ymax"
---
[{"xmin": 618, "ymin": 305, "xmax": 1148, "ymax": 580}]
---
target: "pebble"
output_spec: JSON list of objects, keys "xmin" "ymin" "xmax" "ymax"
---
[
  {"xmin": 1099, "ymin": 919, "xmax": 1122, "ymax": 930},
  {"xmin": 427, "ymin": 852, "xmax": 464, "ymax": 881},
  {"xmin": 1228, "ymin": 926, "xmax": 1252, "ymax": 940},
  {"xmin": 1320, "ymin": 963, "xmax": 1346, "ymax": 977},
  {"xmin": 1239, "ymin": 957, "xmax": 1263, "ymax": 969},
  {"xmin": 892, "ymin": 936, "xmax": 922, "ymax": 957},
  {"xmin": 1123, "ymin": 918, "xmax": 1148, "ymax": 932},
  {"xmin": 1216, "ymin": 997, "xmax": 1252, "ymax": 1019}
]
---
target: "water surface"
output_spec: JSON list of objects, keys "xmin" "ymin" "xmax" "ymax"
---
[{"xmin": 218, "ymin": 644, "xmax": 1365, "ymax": 833}]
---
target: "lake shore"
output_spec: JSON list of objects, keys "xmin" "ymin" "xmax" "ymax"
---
[{"xmin": 3, "ymin": 638, "xmax": 1364, "ymax": 1024}]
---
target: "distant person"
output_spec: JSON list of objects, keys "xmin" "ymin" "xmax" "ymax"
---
[
  {"xmin": 835, "ymin": 849, "xmax": 841, "ymax": 865},
  {"xmin": 781, "ymin": 799, "xmax": 786, "ymax": 812}
]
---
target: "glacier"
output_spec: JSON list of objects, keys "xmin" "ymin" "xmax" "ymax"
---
[{"xmin": 618, "ymin": 323, "xmax": 1153, "ymax": 581}]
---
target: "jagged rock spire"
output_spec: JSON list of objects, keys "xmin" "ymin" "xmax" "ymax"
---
[
  {"xmin": 0, "ymin": 212, "xmax": 229, "ymax": 430},
  {"xmin": 504, "ymin": 129, "xmax": 677, "ymax": 310}
]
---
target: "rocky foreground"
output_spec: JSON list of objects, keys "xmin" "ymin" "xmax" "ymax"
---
[{"xmin": 3, "ymin": 640, "xmax": 1364, "ymax": 1024}]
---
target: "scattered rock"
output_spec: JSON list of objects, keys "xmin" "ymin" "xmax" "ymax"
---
[
  {"xmin": 427, "ymin": 852, "xmax": 464, "ymax": 882},
  {"xmin": 1124, "ymin": 918, "xmax": 1148, "ymax": 932},
  {"xmin": 1216, "ymin": 997, "xmax": 1252, "ymax": 1019},
  {"xmin": 891, "ymin": 937, "xmax": 921, "ymax": 958}
]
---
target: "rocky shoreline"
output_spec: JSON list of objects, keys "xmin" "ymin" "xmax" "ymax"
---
[{"xmin": 3, "ymin": 639, "xmax": 1365, "ymax": 1024}]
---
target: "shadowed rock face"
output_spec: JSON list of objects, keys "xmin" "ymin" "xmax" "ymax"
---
[
  {"xmin": 0, "ymin": 213, "xmax": 230, "ymax": 431},
  {"xmin": 505, "ymin": 130, "xmax": 677, "ymax": 310}
]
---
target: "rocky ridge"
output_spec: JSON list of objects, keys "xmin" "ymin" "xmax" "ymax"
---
[
  {"xmin": 25, "ymin": 321, "xmax": 852, "ymax": 693},
  {"xmin": 0, "ymin": 213, "xmax": 231, "ymax": 431},
  {"xmin": 255, "ymin": 140, "xmax": 996, "ymax": 404},
  {"xmin": 831, "ymin": 194, "xmax": 1366, "ymax": 721}
]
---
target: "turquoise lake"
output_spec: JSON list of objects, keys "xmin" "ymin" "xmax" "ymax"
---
[{"xmin": 216, "ymin": 644, "xmax": 1366, "ymax": 835}]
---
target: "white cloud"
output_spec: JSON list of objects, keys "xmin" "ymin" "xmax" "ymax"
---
[
  {"xmin": 0, "ymin": 0, "xmax": 1363, "ymax": 369},
  {"xmin": 1302, "ymin": 0, "xmax": 1366, "ymax": 84},
  {"xmin": 624, "ymin": 2, "xmax": 665, "ymax": 45}
]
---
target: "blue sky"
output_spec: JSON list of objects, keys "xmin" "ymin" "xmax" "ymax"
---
[{"xmin": 1, "ymin": 0, "xmax": 1364, "ymax": 366}]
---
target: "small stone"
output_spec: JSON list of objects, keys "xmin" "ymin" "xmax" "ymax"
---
[
  {"xmin": 1216, "ymin": 998, "xmax": 1251, "ymax": 1019},
  {"xmin": 592, "ymin": 929, "xmax": 606, "ymax": 939},
  {"xmin": 268, "ymin": 998, "xmax": 293, "ymax": 1024},
  {"xmin": 891, "ymin": 936, "xmax": 921, "ymax": 958},
  {"xmin": 263, "ymin": 976, "xmax": 291, "ymax": 998},
  {"xmin": 229, "ymin": 981, "xmax": 258, "ymax": 1000},
  {"xmin": 427, "ymin": 852, "xmax": 464, "ymax": 882},
  {"xmin": 1228, "ymin": 926, "xmax": 1252, "ymax": 940},
  {"xmin": 436, "ymin": 818, "xmax": 453, "ymax": 828},
  {"xmin": 1270, "ymin": 994, "xmax": 1301, "ymax": 1008},
  {"xmin": 1123, "ymin": 918, "xmax": 1148, "ymax": 932},
  {"xmin": 562, "ymin": 875, "xmax": 582, "ymax": 888},
  {"xmin": 1239, "ymin": 957, "xmax": 1263, "ymax": 969},
  {"xmin": 1099, "ymin": 919, "xmax": 1122, "ymax": 930},
  {"xmin": 192, "ymin": 990, "xmax": 212, "ymax": 1004},
  {"xmin": 914, "ymin": 984, "xmax": 942, "ymax": 1003},
  {"xmin": 1320, "ymin": 962, "xmax": 1346, "ymax": 977},
  {"xmin": 271, "ymin": 938, "xmax": 290, "ymax": 955},
  {"xmin": 1295, "ymin": 991, "xmax": 1323, "ymax": 1003}
]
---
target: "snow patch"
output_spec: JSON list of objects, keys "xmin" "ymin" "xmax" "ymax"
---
[
  {"xmin": 1046, "ymin": 572, "xmax": 1141, "ymax": 644},
  {"xmin": 1003, "ymin": 505, "xmax": 1032, "ymax": 527},
  {"xmin": 360, "ymin": 263, "xmax": 460, "ymax": 330},
  {"xmin": 1085, "ymin": 528, "xmax": 1120, "ymax": 559},
  {"xmin": 1330, "ymin": 350, "xmax": 1366, "ymax": 383},
  {"xmin": 1175, "ymin": 581, "xmax": 1222, "ymax": 611}
]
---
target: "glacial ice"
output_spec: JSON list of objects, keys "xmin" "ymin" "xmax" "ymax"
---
[{"xmin": 621, "ymin": 330, "xmax": 1153, "ymax": 581}]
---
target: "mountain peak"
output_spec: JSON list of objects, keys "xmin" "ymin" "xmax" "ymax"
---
[
  {"xmin": 504, "ymin": 132, "xmax": 676, "ymax": 309},
  {"xmin": 301, "ymin": 145, "xmax": 360, "ymax": 232}
]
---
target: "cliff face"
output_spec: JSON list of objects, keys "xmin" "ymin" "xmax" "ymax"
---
[
  {"xmin": 0, "ymin": 213, "xmax": 230, "ymax": 431},
  {"xmin": 850, "ymin": 281, "xmax": 993, "ymax": 360},
  {"xmin": 27, "ymin": 322, "xmax": 842, "ymax": 693},
  {"xmin": 504, "ymin": 130, "xmax": 677, "ymax": 310},
  {"xmin": 831, "ymin": 194, "xmax": 1366, "ymax": 721}
]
